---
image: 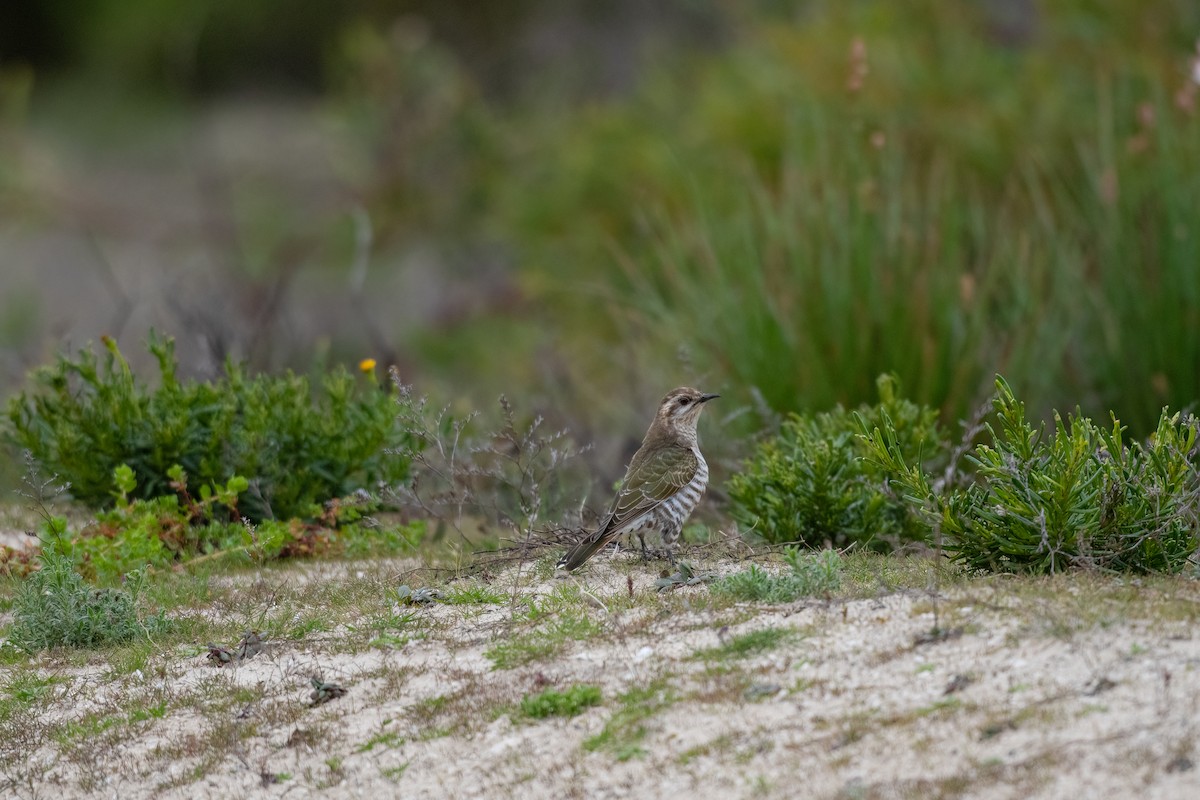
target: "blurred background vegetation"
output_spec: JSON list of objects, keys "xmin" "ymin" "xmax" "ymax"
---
[{"xmin": 2, "ymin": 0, "xmax": 1199, "ymax": 493}]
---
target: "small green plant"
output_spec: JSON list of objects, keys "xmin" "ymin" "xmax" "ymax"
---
[
  {"xmin": 728, "ymin": 375, "xmax": 943, "ymax": 550},
  {"xmin": 12, "ymin": 440, "xmax": 415, "ymax": 582},
  {"xmin": 583, "ymin": 680, "xmax": 676, "ymax": 761},
  {"xmin": 691, "ymin": 627, "xmax": 794, "ymax": 662},
  {"xmin": 0, "ymin": 671, "xmax": 65, "ymax": 721},
  {"xmin": 783, "ymin": 547, "xmax": 843, "ymax": 591},
  {"xmin": 7, "ymin": 333, "xmax": 418, "ymax": 521},
  {"xmin": 712, "ymin": 548, "xmax": 843, "ymax": 602},
  {"xmin": 60, "ymin": 465, "xmax": 360, "ymax": 578},
  {"xmin": 382, "ymin": 763, "xmax": 409, "ymax": 781},
  {"xmin": 443, "ymin": 584, "xmax": 506, "ymax": 605},
  {"xmin": 65, "ymin": 465, "xmax": 253, "ymax": 579},
  {"xmin": 68, "ymin": 500, "xmax": 176, "ymax": 579},
  {"xmin": 8, "ymin": 521, "xmax": 169, "ymax": 652},
  {"xmin": 165, "ymin": 465, "xmax": 250, "ymax": 521},
  {"xmin": 861, "ymin": 376, "xmax": 1200, "ymax": 573},
  {"xmin": 357, "ymin": 729, "xmax": 405, "ymax": 753},
  {"xmin": 485, "ymin": 609, "xmax": 604, "ymax": 670},
  {"xmin": 518, "ymin": 685, "xmax": 603, "ymax": 719}
]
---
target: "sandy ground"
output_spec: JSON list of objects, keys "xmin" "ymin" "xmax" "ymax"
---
[{"xmin": 2, "ymin": 555, "xmax": 1199, "ymax": 800}]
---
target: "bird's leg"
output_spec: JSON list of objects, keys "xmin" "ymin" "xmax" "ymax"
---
[{"xmin": 638, "ymin": 531, "xmax": 649, "ymax": 560}]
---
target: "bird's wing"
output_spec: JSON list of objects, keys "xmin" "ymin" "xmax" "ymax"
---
[
  {"xmin": 601, "ymin": 444, "xmax": 699, "ymax": 535},
  {"xmin": 557, "ymin": 444, "xmax": 698, "ymax": 571}
]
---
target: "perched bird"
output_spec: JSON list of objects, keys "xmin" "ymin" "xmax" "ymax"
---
[{"xmin": 557, "ymin": 387, "xmax": 718, "ymax": 572}]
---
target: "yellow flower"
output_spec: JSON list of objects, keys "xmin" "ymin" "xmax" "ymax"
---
[{"xmin": 358, "ymin": 358, "xmax": 377, "ymax": 373}]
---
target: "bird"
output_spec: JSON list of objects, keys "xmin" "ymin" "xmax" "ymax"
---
[{"xmin": 557, "ymin": 387, "xmax": 719, "ymax": 572}]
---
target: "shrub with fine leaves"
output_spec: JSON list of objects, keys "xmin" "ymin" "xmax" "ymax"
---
[
  {"xmin": 861, "ymin": 376, "xmax": 1200, "ymax": 573},
  {"xmin": 8, "ymin": 519, "xmax": 169, "ymax": 652},
  {"xmin": 727, "ymin": 375, "xmax": 945, "ymax": 550}
]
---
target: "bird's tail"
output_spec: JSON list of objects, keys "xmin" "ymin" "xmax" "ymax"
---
[{"xmin": 556, "ymin": 528, "xmax": 616, "ymax": 572}]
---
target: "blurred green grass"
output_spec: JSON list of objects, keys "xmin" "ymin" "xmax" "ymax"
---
[
  {"xmin": 1, "ymin": 0, "xmax": 1198, "ymax": 480},
  {"xmin": 490, "ymin": 1, "xmax": 1200, "ymax": 432}
]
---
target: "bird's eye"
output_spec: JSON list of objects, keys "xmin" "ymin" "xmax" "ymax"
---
[{"xmin": 678, "ymin": 398, "xmax": 690, "ymax": 407}]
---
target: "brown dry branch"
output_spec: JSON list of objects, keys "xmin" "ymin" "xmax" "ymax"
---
[{"xmin": 384, "ymin": 370, "xmax": 593, "ymax": 570}]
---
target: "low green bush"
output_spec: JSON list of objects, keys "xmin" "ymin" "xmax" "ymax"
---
[
  {"xmin": 62, "ymin": 465, "xmax": 421, "ymax": 579},
  {"xmin": 861, "ymin": 377, "xmax": 1200, "ymax": 573},
  {"xmin": 8, "ymin": 519, "xmax": 169, "ymax": 652},
  {"xmin": 727, "ymin": 375, "xmax": 945, "ymax": 550},
  {"xmin": 6, "ymin": 333, "xmax": 418, "ymax": 521},
  {"xmin": 61, "ymin": 464, "xmax": 247, "ymax": 579}
]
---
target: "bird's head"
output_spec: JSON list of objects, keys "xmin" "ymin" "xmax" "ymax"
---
[{"xmin": 650, "ymin": 386, "xmax": 719, "ymax": 441}]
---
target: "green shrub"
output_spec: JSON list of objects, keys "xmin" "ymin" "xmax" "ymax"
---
[
  {"xmin": 727, "ymin": 375, "xmax": 944, "ymax": 549},
  {"xmin": 712, "ymin": 548, "xmax": 843, "ymax": 603},
  {"xmin": 70, "ymin": 500, "xmax": 176, "ymax": 580},
  {"xmin": 518, "ymin": 685, "xmax": 602, "ymax": 719},
  {"xmin": 8, "ymin": 519, "xmax": 169, "ymax": 652},
  {"xmin": 61, "ymin": 464, "xmax": 254, "ymax": 580},
  {"xmin": 69, "ymin": 500, "xmax": 266, "ymax": 582},
  {"xmin": 61, "ymin": 464, "xmax": 419, "ymax": 578},
  {"xmin": 861, "ymin": 377, "xmax": 1200, "ymax": 573},
  {"xmin": 6, "ymin": 333, "xmax": 418, "ymax": 521}
]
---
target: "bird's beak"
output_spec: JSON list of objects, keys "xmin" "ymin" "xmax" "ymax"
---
[{"xmin": 699, "ymin": 393, "xmax": 720, "ymax": 403}]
